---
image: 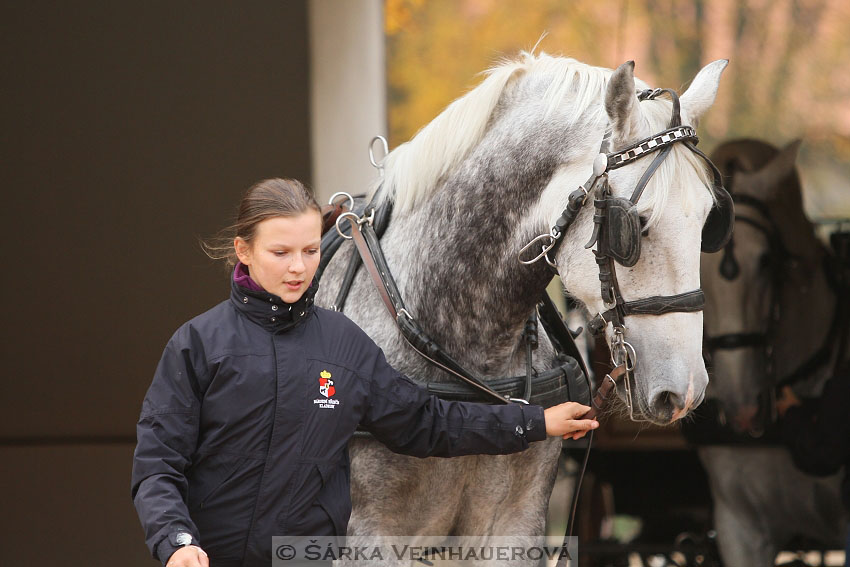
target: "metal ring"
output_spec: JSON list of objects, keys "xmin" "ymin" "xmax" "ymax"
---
[
  {"xmin": 609, "ymin": 338, "xmax": 637, "ymax": 372},
  {"xmin": 328, "ymin": 191, "xmax": 354, "ymax": 210},
  {"xmin": 610, "ymin": 330, "xmax": 636, "ymax": 371},
  {"xmin": 609, "ymin": 347, "xmax": 623, "ymax": 368},
  {"xmin": 622, "ymin": 340, "xmax": 637, "ymax": 371},
  {"xmin": 369, "ymin": 135, "xmax": 389, "ymax": 173},
  {"xmin": 335, "ymin": 211, "xmax": 361, "ymax": 240},
  {"xmin": 518, "ymin": 233, "xmax": 557, "ymax": 265}
]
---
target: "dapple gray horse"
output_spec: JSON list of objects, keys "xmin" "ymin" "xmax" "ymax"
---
[
  {"xmin": 316, "ymin": 52, "xmax": 728, "ymax": 564},
  {"xmin": 700, "ymin": 139, "xmax": 847, "ymax": 566}
]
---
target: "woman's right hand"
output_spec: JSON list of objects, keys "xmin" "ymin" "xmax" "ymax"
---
[
  {"xmin": 544, "ymin": 402, "xmax": 599, "ymax": 440},
  {"xmin": 167, "ymin": 546, "xmax": 209, "ymax": 567}
]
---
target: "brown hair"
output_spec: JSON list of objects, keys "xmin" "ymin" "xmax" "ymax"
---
[{"xmin": 203, "ymin": 178, "xmax": 321, "ymax": 268}]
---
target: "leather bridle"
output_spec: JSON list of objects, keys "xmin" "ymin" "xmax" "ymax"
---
[
  {"xmin": 520, "ymin": 88, "xmax": 732, "ymax": 420},
  {"xmin": 521, "ymin": 88, "xmax": 732, "ymax": 567}
]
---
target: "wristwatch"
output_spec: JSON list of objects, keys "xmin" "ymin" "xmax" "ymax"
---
[{"xmin": 160, "ymin": 530, "xmax": 201, "ymax": 565}]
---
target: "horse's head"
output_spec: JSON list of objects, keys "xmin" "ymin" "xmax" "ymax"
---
[
  {"xmin": 544, "ymin": 60, "xmax": 729, "ymax": 425},
  {"xmin": 364, "ymin": 54, "xmax": 730, "ymax": 418},
  {"xmin": 701, "ymin": 139, "xmax": 808, "ymax": 433}
]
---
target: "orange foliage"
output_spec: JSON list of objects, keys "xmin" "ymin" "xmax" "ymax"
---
[{"xmin": 385, "ymin": 0, "xmax": 850, "ymax": 215}]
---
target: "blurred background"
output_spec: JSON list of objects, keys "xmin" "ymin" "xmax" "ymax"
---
[
  {"xmin": 386, "ymin": 0, "xmax": 850, "ymax": 218},
  {"xmin": 2, "ymin": 1, "xmax": 848, "ymax": 564}
]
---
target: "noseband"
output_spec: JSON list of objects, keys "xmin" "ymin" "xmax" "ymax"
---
[{"xmin": 520, "ymin": 88, "xmax": 733, "ymax": 419}]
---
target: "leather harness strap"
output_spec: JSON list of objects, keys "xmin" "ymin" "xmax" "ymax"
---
[
  {"xmin": 583, "ymin": 364, "xmax": 628, "ymax": 420},
  {"xmin": 319, "ymin": 198, "xmax": 588, "ymax": 410},
  {"xmin": 321, "ymin": 202, "xmax": 348, "ymax": 235},
  {"xmin": 343, "ymin": 214, "xmax": 516, "ymax": 405},
  {"xmin": 348, "ymin": 223, "xmax": 398, "ymax": 318}
]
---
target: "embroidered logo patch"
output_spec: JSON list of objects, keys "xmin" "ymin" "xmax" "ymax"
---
[
  {"xmin": 319, "ymin": 370, "xmax": 335, "ymax": 397},
  {"xmin": 314, "ymin": 370, "xmax": 340, "ymax": 409}
]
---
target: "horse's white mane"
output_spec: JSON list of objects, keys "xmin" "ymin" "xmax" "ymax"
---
[
  {"xmin": 375, "ymin": 51, "xmax": 713, "ymax": 225},
  {"xmin": 373, "ymin": 52, "xmax": 612, "ymax": 213}
]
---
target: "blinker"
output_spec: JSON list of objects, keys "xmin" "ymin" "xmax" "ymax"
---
[{"xmin": 606, "ymin": 198, "xmax": 642, "ymax": 267}]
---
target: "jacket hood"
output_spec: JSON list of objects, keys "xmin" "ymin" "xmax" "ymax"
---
[{"xmin": 230, "ymin": 267, "xmax": 318, "ymax": 333}]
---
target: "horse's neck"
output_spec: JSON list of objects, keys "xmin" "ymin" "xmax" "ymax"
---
[{"xmin": 383, "ymin": 153, "xmax": 561, "ymax": 376}]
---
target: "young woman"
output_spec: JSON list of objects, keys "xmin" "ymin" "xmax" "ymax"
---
[{"xmin": 131, "ymin": 178, "xmax": 598, "ymax": 567}]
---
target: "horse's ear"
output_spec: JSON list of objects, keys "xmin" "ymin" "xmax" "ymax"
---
[
  {"xmin": 680, "ymin": 59, "xmax": 728, "ymax": 127},
  {"xmin": 605, "ymin": 61, "xmax": 641, "ymax": 143},
  {"xmin": 736, "ymin": 139, "xmax": 802, "ymax": 201}
]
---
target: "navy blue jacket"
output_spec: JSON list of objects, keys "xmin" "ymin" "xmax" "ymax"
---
[{"xmin": 131, "ymin": 278, "xmax": 547, "ymax": 566}]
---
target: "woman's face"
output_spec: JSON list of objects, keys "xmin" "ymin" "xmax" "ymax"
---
[{"xmin": 235, "ymin": 211, "xmax": 322, "ymax": 303}]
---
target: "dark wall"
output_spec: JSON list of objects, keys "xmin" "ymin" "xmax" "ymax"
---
[
  {"xmin": 1, "ymin": 2, "xmax": 311, "ymax": 439},
  {"xmin": 0, "ymin": 2, "xmax": 310, "ymax": 563}
]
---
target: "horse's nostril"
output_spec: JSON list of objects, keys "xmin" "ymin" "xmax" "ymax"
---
[{"xmin": 651, "ymin": 390, "xmax": 686, "ymax": 421}]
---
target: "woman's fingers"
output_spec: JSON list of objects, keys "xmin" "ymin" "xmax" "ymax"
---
[
  {"xmin": 563, "ymin": 403, "xmax": 591, "ymax": 419},
  {"xmin": 561, "ymin": 419, "xmax": 598, "ymax": 439},
  {"xmin": 544, "ymin": 402, "xmax": 599, "ymax": 437}
]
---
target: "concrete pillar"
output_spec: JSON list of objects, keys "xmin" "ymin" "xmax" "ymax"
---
[{"xmin": 309, "ymin": 0, "xmax": 387, "ymax": 204}]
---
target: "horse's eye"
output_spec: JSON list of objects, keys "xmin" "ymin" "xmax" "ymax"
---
[
  {"xmin": 639, "ymin": 215, "xmax": 650, "ymax": 237},
  {"xmin": 758, "ymin": 252, "xmax": 773, "ymax": 270}
]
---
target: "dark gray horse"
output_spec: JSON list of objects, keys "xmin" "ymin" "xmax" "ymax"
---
[
  {"xmin": 699, "ymin": 139, "xmax": 847, "ymax": 566},
  {"xmin": 316, "ymin": 52, "xmax": 728, "ymax": 564}
]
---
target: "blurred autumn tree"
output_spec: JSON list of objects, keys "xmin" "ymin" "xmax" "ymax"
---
[{"xmin": 386, "ymin": 0, "xmax": 850, "ymax": 216}]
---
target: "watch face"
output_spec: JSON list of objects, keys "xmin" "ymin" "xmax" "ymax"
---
[{"xmin": 175, "ymin": 532, "xmax": 193, "ymax": 547}]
